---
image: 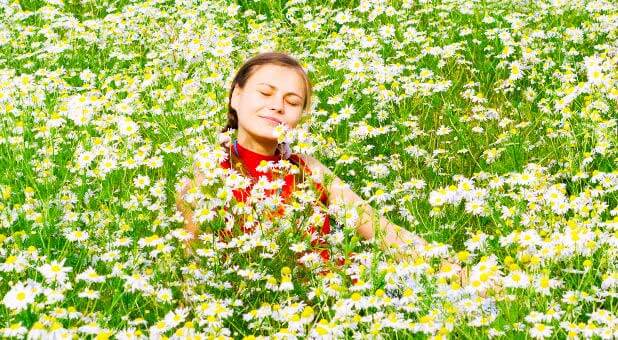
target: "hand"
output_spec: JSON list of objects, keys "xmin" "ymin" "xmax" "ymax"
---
[
  {"xmin": 183, "ymin": 240, "xmax": 196, "ymax": 258},
  {"xmin": 390, "ymin": 243, "xmax": 424, "ymax": 263},
  {"xmin": 440, "ymin": 258, "xmax": 468, "ymax": 287}
]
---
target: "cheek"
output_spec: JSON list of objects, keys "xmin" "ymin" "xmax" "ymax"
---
[
  {"xmin": 238, "ymin": 93, "xmax": 261, "ymax": 112},
  {"xmin": 246, "ymin": 93, "xmax": 267, "ymax": 109},
  {"xmin": 286, "ymin": 111, "xmax": 303, "ymax": 127}
]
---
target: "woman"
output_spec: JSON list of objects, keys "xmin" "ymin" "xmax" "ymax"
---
[{"xmin": 176, "ymin": 52, "xmax": 430, "ymax": 262}]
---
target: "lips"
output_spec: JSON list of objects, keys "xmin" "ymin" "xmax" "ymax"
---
[{"xmin": 259, "ymin": 116, "xmax": 283, "ymax": 125}]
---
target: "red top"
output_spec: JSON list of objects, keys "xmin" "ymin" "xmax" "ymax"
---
[{"xmin": 220, "ymin": 141, "xmax": 332, "ymax": 262}]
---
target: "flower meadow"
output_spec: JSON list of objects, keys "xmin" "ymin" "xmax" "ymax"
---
[{"xmin": 0, "ymin": 0, "xmax": 617, "ymax": 338}]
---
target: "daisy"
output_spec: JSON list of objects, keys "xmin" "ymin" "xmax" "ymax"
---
[
  {"xmin": 436, "ymin": 260, "xmax": 461, "ymax": 280},
  {"xmin": 560, "ymin": 321, "xmax": 580, "ymax": 339},
  {"xmin": 164, "ymin": 308, "xmax": 188, "ymax": 328},
  {"xmin": 502, "ymin": 270, "xmax": 530, "ymax": 288},
  {"xmin": 26, "ymin": 321, "xmax": 47, "ymax": 339},
  {"xmin": 310, "ymin": 319, "xmax": 340, "ymax": 338},
  {"xmin": 561, "ymin": 290, "xmax": 579, "ymax": 305},
  {"xmin": 348, "ymin": 56, "xmax": 365, "ymax": 73},
  {"xmin": 289, "ymin": 242, "xmax": 307, "ymax": 253},
  {"xmin": 350, "ymin": 279, "xmax": 371, "ymax": 292},
  {"xmin": 149, "ymin": 320, "xmax": 170, "ymax": 336},
  {"xmin": 38, "ymin": 259, "xmax": 72, "ymax": 283},
  {"xmin": 65, "ymin": 229, "xmax": 89, "ymax": 242},
  {"xmin": 76, "ymin": 267, "xmax": 106, "ymax": 283},
  {"xmin": 43, "ymin": 288, "xmax": 65, "ymax": 305},
  {"xmin": 533, "ymin": 275, "xmax": 562, "ymax": 295},
  {"xmin": 124, "ymin": 272, "xmax": 153, "ymax": 293},
  {"xmin": 529, "ymin": 323, "xmax": 552, "ymax": 339},
  {"xmin": 279, "ymin": 267, "xmax": 294, "ymax": 291},
  {"xmin": 145, "ymin": 156, "xmax": 163, "ymax": 169},
  {"xmin": 0, "ymin": 254, "xmax": 29, "ymax": 273},
  {"xmin": 1, "ymin": 322, "xmax": 27, "ymax": 338},
  {"xmin": 264, "ymin": 276, "xmax": 278, "ymax": 291},
  {"xmin": 98, "ymin": 157, "xmax": 117, "ymax": 174},
  {"xmin": 429, "ymin": 189, "xmax": 447, "ymax": 207},
  {"xmin": 464, "ymin": 231, "xmax": 488, "ymax": 252},
  {"xmin": 76, "ymin": 151, "xmax": 95, "ymax": 169},
  {"xmin": 2, "ymin": 281, "xmax": 36, "ymax": 311},
  {"xmin": 117, "ymin": 116, "xmax": 139, "ymax": 136},
  {"xmin": 78, "ymin": 288, "xmax": 100, "ymax": 299},
  {"xmin": 133, "ymin": 174, "xmax": 150, "ymax": 189},
  {"xmin": 589, "ymin": 309, "xmax": 614, "ymax": 325}
]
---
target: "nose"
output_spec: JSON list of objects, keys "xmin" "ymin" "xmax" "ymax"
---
[{"xmin": 268, "ymin": 95, "xmax": 284, "ymax": 114}]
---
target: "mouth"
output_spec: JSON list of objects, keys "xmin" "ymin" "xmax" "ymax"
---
[{"xmin": 259, "ymin": 116, "xmax": 284, "ymax": 125}]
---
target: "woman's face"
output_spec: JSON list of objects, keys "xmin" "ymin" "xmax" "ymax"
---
[{"xmin": 231, "ymin": 64, "xmax": 306, "ymax": 144}]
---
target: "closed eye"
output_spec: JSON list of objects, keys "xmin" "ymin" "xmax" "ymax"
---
[{"xmin": 260, "ymin": 91, "xmax": 301, "ymax": 106}]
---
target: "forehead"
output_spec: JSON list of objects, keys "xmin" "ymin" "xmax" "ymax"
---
[{"xmin": 247, "ymin": 64, "xmax": 306, "ymax": 96}]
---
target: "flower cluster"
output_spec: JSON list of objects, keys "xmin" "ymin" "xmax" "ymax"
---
[{"xmin": 0, "ymin": 0, "xmax": 616, "ymax": 338}]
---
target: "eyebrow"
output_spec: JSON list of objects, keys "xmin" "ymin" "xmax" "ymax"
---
[{"xmin": 256, "ymin": 82, "xmax": 304, "ymax": 99}]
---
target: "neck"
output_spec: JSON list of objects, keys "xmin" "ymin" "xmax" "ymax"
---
[{"xmin": 237, "ymin": 131, "xmax": 278, "ymax": 156}]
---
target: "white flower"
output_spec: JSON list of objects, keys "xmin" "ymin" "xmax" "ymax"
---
[
  {"xmin": 117, "ymin": 116, "xmax": 139, "ymax": 136},
  {"xmin": 43, "ymin": 288, "xmax": 65, "ymax": 305},
  {"xmin": 1, "ymin": 322, "xmax": 27, "ymax": 337},
  {"xmin": 503, "ymin": 270, "xmax": 530, "ymax": 289},
  {"xmin": 348, "ymin": 56, "xmax": 365, "ymax": 73},
  {"xmin": 79, "ymin": 68, "xmax": 96, "ymax": 83},
  {"xmin": 99, "ymin": 157, "xmax": 117, "ymax": 174},
  {"xmin": 133, "ymin": 174, "xmax": 150, "ymax": 189},
  {"xmin": 78, "ymin": 288, "xmax": 100, "ymax": 299},
  {"xmin": 76, "ymin": 151, "xmax": 95, "ymax": 169},
  {"xmin": 114, "ymin": 101, "xmax": 134, "ymax": 115},
  {"xmin": 3, "ymin": 281, "xmax": 37, "ymax": 311},
  {"xmin": 0, "ymin": 254, "xmax": 29, "ymax": 273},
  {"xmin": 211, "ymin": 37, "xmax": 233, "ymax": 57},
  {"xmin": 601, "ymin": 272, "xmax": 618, "ymax": 290},
  {"xmin": 65, "ymin": 229, "xmax": 89, "ymax": 242},
  {"xmin": 435, "ymin": 125, "xmax": 451, "ymax": 135},
  {"xmin": 164, "ymin": 308, "xmax": 188, "ymax": 328},
  {"xmin": 193, "ymin": 207, "xmax": 216, "ymax": 224},
  {"xmin": 509, "ymin": 61, "xmax": 524, "ymax": 80},
  {"xmin": 124, "ymin": 272, "xmax": 153, "ymax": 293},
  {"xmin": 464, "ymin": 231, "xmax": 488, "ymax": 252},
  {"xmin": 366, "ymin": 164, "xmax": 390, "ymax": 179},
  {"xmin": 428, "ymin": 190, "xmax": 446, "ymax": 207},
  {"xmin": 272, "ymin": 123, "xmax": 291, "ymax": 143},
  {"xmin": 519, "ymin": 229, "xmax": 541, "ymax": 248},
  {"xmin": 529, "ymin": 323, "xmax": 552, "ymax": 339},
  {"xmin": 76, "ymin": 267, "xmax": 106, "ymax": 283},
  {"xmin": 465, "ymin": 199, "xmax": 487, "ymax": 216},
  {"xmin": 290, "ymin": 242, "xmax": 307, "ymax": 253},
  {"xmin": 156, "ymin": 288, "xmax": 173, "ymax": 303},
  {"xmin": 279, "ymin": 276, "xmax": 294, "ymax": 291},
  {"xmin": 38, "ymin": 259, "xmax": 72, "ymax": 283},
  {"xmin": 65, "ymin": 95, "xmax": 94, "ymax": 126}
]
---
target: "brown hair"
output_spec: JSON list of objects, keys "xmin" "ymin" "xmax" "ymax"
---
[{"xmin": 222, "ymin": 52, "xmax": 312, "ymax": 133}]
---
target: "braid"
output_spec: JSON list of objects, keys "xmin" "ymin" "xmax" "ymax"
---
[
  {"xmin": 226, "ymin": 142, "xmax": 249, "ymax": 179},
  {"xmin": 222, "ymin": 114, "xmax": 238, "ymax": 134}
]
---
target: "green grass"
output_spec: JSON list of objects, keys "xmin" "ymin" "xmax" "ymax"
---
[{"xmin": 0, "ymin": 0, "xmax": 615, "ymax": 338}]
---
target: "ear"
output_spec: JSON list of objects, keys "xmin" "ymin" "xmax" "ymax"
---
[{"xmin": 230, "ymin": 84, "xmax": 242, "ymax": 111}]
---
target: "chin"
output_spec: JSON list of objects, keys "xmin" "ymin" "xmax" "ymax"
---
[{"xmin": 249, "ymin": 128, "xmax": 278, "ymax": 143}]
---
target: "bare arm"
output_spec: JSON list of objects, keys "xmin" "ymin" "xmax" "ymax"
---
[
  {"xmin": 300, "ymin": 155, "xmax": 428, "ymax": 254},
  {"xmin": 175, "ymin": 167, "xmax": 205, "ymax": 251}
]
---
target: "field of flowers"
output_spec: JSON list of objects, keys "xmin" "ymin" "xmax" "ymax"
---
[{"xmin": 0, "ymin": 0, "xmax": 616, "ymax": 338}]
